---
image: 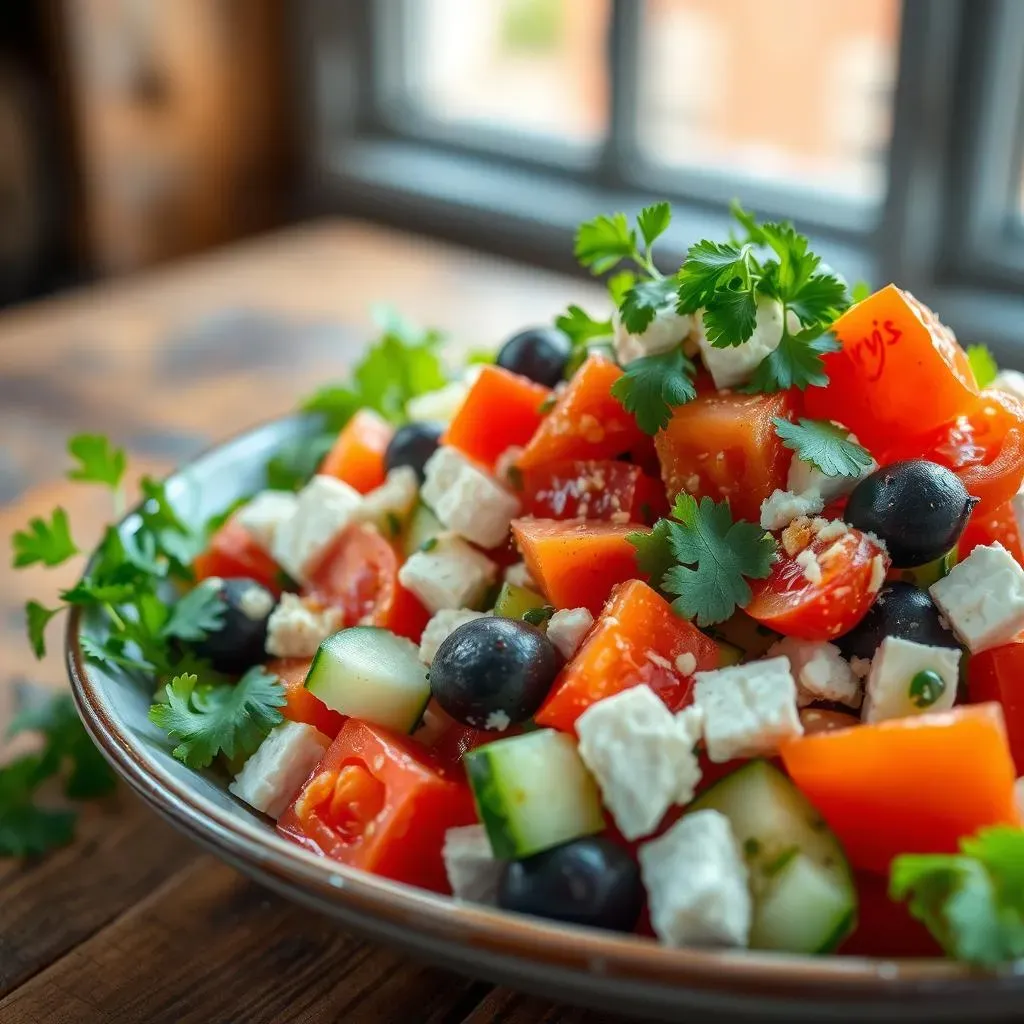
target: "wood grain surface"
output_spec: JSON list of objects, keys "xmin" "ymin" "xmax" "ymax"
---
[{"xmin": 0, "ymin": 220, "xmax": 631, "ymax": 1023}]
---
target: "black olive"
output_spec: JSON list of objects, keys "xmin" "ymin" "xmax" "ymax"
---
[
  {"xmin": 384, "ymin": 421, "xmax": 444, "ymax": 483},
  {"xmin": 429, "ymin": 617, "xmax": 559, "ymax": 729},
  {"xmin": 834, "ymin": 581, "xmax": 961, "ymax": 662},
  {"xmin": 496, "ymin": 326, "xmax": 571, "ymax": 388},
  {"xmin": 498, "ymin": 837, "xmax": 644, "ymax": 932},
  {"xmin": 192, "ymin": 576, "xmax": 277, "ymax": 674},
  {"xmin": 845, "ymin": 459, "xmax": 976, "ymax": 567}
]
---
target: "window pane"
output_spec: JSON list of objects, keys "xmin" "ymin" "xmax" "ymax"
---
[
  {"xmin": 637, "ymin": 0, "xmax": 901, "ymax": 201},
  {"xmin": 407, "ymin": 0, "xmax": 610, "ymax": 143}
]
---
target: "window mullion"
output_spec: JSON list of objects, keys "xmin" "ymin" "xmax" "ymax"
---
[{"xmin": 598, "ymin": 0, "xmax": 643, "ymax": 190}]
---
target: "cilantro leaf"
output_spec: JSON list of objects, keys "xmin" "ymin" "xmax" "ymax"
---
[
  {"xmin": 25, "ymin": 601, "xmax": 61, "ymax": 659},
  {"xmin": 676, "ymin": 240, "xmax": 752, "ymax": 315},
  {"xmin": 148, "ymin": 669, "xmax": 286, "ymax": 769},
  {"xmin": 610, "ymin": 348, "xmax": 696, "ymax": 435},
  {"xmin": 11, "ymin": 508, "xmax": 78, "ymax": 568},
  {"xmin": 574, "ymin": 213, "xmax": 636, "ymax": 274},
  {"xmin": 607, "ymin": 270, "xmax": 637, "ymax": 307},
  {"xmin": 701, "ymin": 285, "xmax": 758, "ymax": 348},
  {"xmin": 773, "ymin": 418, "xmax": 874, "ymax": 478},
  {"xmin": 787, "ymin": 271, "xmax": 850, "ymax": 328},
  {"xmin": 162, "ymin": 583, "xmax": 227, "ymax": 643},
  {"xmin": 627, "ymin": 520, "xmax": 676, "ymax": 590},
  {"xmin": 967, "ymin": 344, "xmax": 999, "ymax": 389},
  {"xmin": 67, "ymin": 434, "xmax": 127, "ymax": 490},
  {"xmin": 743, "ymin": 330, "xmax": 842, "ymax": 393},
  {"xmin": 620, "ymin": 276, "xmax": 679, "ymax": 334},
  {"xmin": 637, "ymin": 202, "xmax": 671, "ymax": 249},
  {"xmin": 0, "ymin": 804, "xmax": 77, "ymax": 858},
  {"xmin": 300, "ymin": 386, "xmax": 361, "ymax": 431},
  {"xmin": 890, "ymin": 826, "xmax": 1024, "ymax": 964},
  {"xmin": 555, "ymin": 305, "xmax": 613, "ymax": 347},
  {"xmin": 265, "ymin": 432, "xmax": 335, "ymax": 492},
  {"xmin": 660, "ymin": 494, "xmax": 777, "ymax": 627}
]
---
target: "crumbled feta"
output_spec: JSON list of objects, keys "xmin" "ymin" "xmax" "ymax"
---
[
  {"xmin": 760, "ymin": 489, "xmax": 825, "ymax": 531},
  {"xmin": 850, "ymin": 656, "xmax": 872, "ymax": 680},
  {"xmin": 613, "ymin": 305, "xmax": 694, "ymax": 365},
  {"xmin": 235, "ymin": 490, "xmax": 299, "ymax": 554},
  {"xmin": 868, "ymin": 553, "xmax": 887, "ymax": 594},
  {"xmin": 265, "ymin": 593, "xmax": 343, "ymax": 658},
  {"xmin": 229, "ymin": 721, "xmax": 331, "ymax": 819},
  {"xmin": 675, "ymin": 652, "xmax": 697, "ymax": 677},
  {"xmin": 546, "ymin": 607, "xmax": 594, "ymax": 660},
  {"xmin": 787, "ymin": 431, "xmax": 877, "ymax": 506},
  {"xmin": 421, "ymin": 447, "xmax": 520, "ymax": 549},
  {"xmin": 697, "ymin": 296, "xmax": 793, "ymax": 390},
  {"xmin": 929, "ymin": 543, "xmax": 1024, "ymax": 652},
  {"xmin": 418, "ymin": 608, "xmax": 489, "ymax": 664},
  {"xmin": 271, "ymin": 475, "xmax": 364, "ymax": 582},
  {"xmin": 794, "ymin": 548, "xmax": 823, "ymax": 585},
  {"xmin": 398, "ymin": 533, "xmax": 497, "ymax": 614},
  {"xmin": 504, "ymin": 561, "xmax": 536, "ymax": 590},
  {"xmin": 443, "ymin": 824, "xmax": 505, "ymax": 903},
  {"xmin": 484, "ymin": 710, "xmax": 511, "ymax": 732},
  {"xmin": 994, "ymin": 369, "xmax": 1024, "ymax": 405},
  {"xmin": 693, "ymin": 657, "xmax": 803, "ymax": 762},
  {"xmin": 639, "ymin": 810, "xmax": 751, "ymax": 948},
  {"xmin": 577, "ymin": 685, "xmax": 703, "ymax": 841},
  {"xmin": 813, "ymin": 518, "xmax": 849, "ymax": 543},
  {"xmin": 862, "ymin": 636, "xmax": 960, "ymax": 724},
  {"xmin": 356, "ymin": 467, "xmax": 419, "ymax": 535},
  {"xmin": 768, "ymin": 637, "xmax": 862, "ymax": 709},
  {"xmin": 237, "ymin": 581, "xmax": 275, "ymax": 621}
]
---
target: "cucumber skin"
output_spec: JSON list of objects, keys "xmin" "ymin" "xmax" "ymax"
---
[
  {"xmin": 817, "ymin": 906, "xmax": 857, "ymax": 955},
  {"xmin": 464, "ymin": 748, "xmax": 520, "ymax": 860},
  {"xmin": 493, "ymin": 581, "xmax": 546, "ymax": 621}
]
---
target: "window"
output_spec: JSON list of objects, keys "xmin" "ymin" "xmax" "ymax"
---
[{"xmin": 300, "ymin": 0, "xmax": 1024, "ymax": 359}]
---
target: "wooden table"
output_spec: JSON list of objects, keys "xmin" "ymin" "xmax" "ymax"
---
[{"xmin": 0, "ymin": 221, "xmax": 625, "ymax": 1023}]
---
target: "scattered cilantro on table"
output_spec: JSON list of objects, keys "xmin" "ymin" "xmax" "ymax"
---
[
  {"xmin": 772, "ymin": 417, "xmax": 874, "ymax": 478},
  {"xmin": 967, "ymin": 343, "xmax": 999, "ymax": 389}
]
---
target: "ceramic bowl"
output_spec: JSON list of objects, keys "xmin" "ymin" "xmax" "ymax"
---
[{"xmin": 66, "ymin": 414, "xmax": 1024, "ymax": 1023}]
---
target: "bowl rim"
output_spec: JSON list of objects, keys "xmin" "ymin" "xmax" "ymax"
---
[{"xmin": 61, "ymin": 413, "xmax": 1024, "ymax": 1007}]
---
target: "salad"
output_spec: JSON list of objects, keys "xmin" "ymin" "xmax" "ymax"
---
[{"xmin": 15, "ymin": 202, "xmax": 1024, "ymax": 964}]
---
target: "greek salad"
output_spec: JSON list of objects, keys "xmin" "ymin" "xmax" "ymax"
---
[{"xmin": 18, "ymin": 202, "xmax": 1024, "ymax": 963}]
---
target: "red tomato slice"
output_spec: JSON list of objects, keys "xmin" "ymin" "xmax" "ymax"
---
[
  {"xmin": 520, "ymin": 459, "xmax": 666, "ymax": 525},
  {"xmin": 265, "ymin": 657, "xmax": 345, "ymax": 738},
  {"xmin": 969, "ymin": 640, "xmax": 1024, "ymax": 774},
  {"xmin": 194, "ymin": 519, "xmax": 283, "ymax": 595},
  {"xmin": 959, "ymin": 499, "xmax": 1024, "ymax": 565},
  {"xmin": 746, "ymin": 527, "xmax": 889, "ymax": 641}
]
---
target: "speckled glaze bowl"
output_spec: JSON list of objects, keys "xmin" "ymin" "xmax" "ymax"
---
[{"xmin": 66, "ymin": 415, "xmax": 1024, "ymax": 1022}]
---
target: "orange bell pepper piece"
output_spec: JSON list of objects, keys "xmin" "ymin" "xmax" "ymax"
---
[{"xmin": 319, "ymin": 409, "xmax": 393, "ymax": 494}]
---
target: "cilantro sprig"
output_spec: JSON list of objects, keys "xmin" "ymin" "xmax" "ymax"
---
[
  {"xmin": 630, "ymin": 494, "xmax": 777, "ymax": 627},
  {"xmin": 773, "ymin": 418, "xmax": 874, "ymax": 478},
  {"xmin": 610, "ymin": 349, "xmax": 696, "ymax": 435},
  {"xmin": 967, "ymin": 344, "xmax": 998, "ymax": 389}
]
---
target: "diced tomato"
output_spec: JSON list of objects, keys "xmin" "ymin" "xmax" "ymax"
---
[
  {"xmin": 194, "ymin": 518, "xmax": 283, "ymax": 595},
  {"xmin": 780, "ymin": 703, "xmax": 1020, "ymax": 875},
  {"xmin": 265, "ymin": 657, "xmax": 345, "ymax": 738},
  {"xmin": 969, "ymin": 641, "xmax": 1024, "ymax": 773},
  {"xmin": 520, "ymin": 459, "xmax": 666, "ymax": 525},
  {"xmin": 277, "ymin": 719, "xmax": 476, "ymax": 891},
  {"xmin": 746, "ymin": 526, "xmax": 889, "ymax": 641},
  {"xmin": 512, "ymin": 518, "xmax": 641, "ymax": 615},
  {"xmin": 517, "ymin": 355, "xmax": 652, "ymax": 470},
  {"xmin": 655, "ymin": 390, "xmax": 798, "ymax": 523},
  {"xmin": 838, "ymin": 871, "xmax": 943, "ymax": 958},
  {"xmin": 319, "ymin": 409, "xmax": 393, "ymax": 494},
  {"xmin": 960, "ymin": 499, "xmax": 1024, "ymax": 565},
  {"xmin": 305, "ymin": 523, "xmax": 430, "ymax": 642},
  {"xmin": 442, "ymin": 365, "xmax": 551, "ymax": 470},
  {"xmin": 535, "ymin": 580, "xmax": 721, "ymax": 733},
  {"xmin": 804, "ymin": 284, "xmax": 978, "ymax": 454}
]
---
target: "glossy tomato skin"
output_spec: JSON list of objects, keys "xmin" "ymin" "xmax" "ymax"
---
[
  {"xmin": 520, "ymin": 459, "xmax": 666, "ymax": 524},
  {"xmin": 959, "ymin": 499, "xmax": 1024, "ymax": 565},
  {"xmin": 265, "ymin": 657, "xmax": 345, "ymax": 738},
  {"xmin": 277, "ymin": 719, "xmax": 476, "ymax": 892},
  {"xmin": 194, "ymin": 519, "xmax": 283, "ymax": 596},
  {"xmin": 746, "ymin": 527, "xmax": 890, "ymax": 641},
  {"xmin": 969, "ymin": 640, "xmax": 1024, "ymax": 773}
]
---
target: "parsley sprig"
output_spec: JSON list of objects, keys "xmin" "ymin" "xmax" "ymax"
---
[
  {"xmin": 630, "ymin": 493, "xmax": 777, "ymax": 627},
  {"xmin": 773, "ymin": 418, "xmax": 874, "ymax": 478}
]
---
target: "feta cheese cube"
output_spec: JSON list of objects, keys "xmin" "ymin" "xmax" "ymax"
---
[
  {"xmin": 768, "ymin": 637, "xmax": 862, "ymax": 709},
  {"xmin": 760, "ymin": 489, "xmax": 824, "ymax": 531},
  {"xmin": 577, "ymin": 685, "xmax": 703, "ymax": 841},
  {"xmin": 443, "ymin": 824, "xmax": 505, "ymax": 904},
  {"xmin": 503, "ymin": 560, "xmax": 536, "ymax": 590},
  {"xmin": 228, "ymin": 721, "xmax": 330, "ymax": 819},
  {"xmin": 694, "ymin": 657, "xmax": 803, "ymax": 762},
  {"xmin": 639, "ymin": 810, "xmax": 751, "ymax": 948},
  {"xmin": 271, "ymin": 475, "xmax": 364, "ymax": 582},
  {"xmin": 613, "ymin": 305, "xmax": 694, "ymax": 365},
  {"xmin": 994, "ymin": 369, "xmax": 1024, "ymax": 405},
  {"xmin": 419, "ymin": 608, "xmax": 489, "ymax": 664},
  {"xmin": 697, "ymin": 296, "xmax": 794, "ymax": 390},
  {"xmin": 929, "ymin": 543, "xmax": 1024, "ymax": 652},
  {"xmin": 421, "ymin": 447, "xmax": 520, "ymax": 549},
  {"xmin": 862, "ymin": 636, "xmax": 960, "ymax": 723},
  {"xmin": 265, "ymin": 593, "xmax": 343, "ymax": 658},
  {"xmin": 546, "ymin": 607, "xmax": 594, "ymax": 659},
  {"xmin": 398, "ymin": 533, "xmax": 497, "ymax": 614},
  {"xmin": 356, "ymin": 466, "xmax": 419, "ymax": 536},
  {"xmin": 235, "ymin": 490, "xmax": 299, "ymax": 553},
  {"xmin": 786, "ymin": 433, "xmax": 877, "ymax": 506}
]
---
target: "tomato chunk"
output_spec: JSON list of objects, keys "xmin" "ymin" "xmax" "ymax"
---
[
  {"xmin": 265, "ymin": 657, "xmax": 345, "ymax": 738},
  {"xmin": 278, "ymin": 719, "xmax": 476, "ymax": 891},
  {"xmin": 535, "ymin": 580, "xmax": 721, "ymax": 733},
  {"xmin": 520, "ymin": 459, "xmax": 666, "ymax": 524},
  {"xmin": 319, "ymin": 409, "xmax": 393, "ymax": 494},
  {"xmin": 969, "ymin": 641, "xmax": 1024, "ymax": 774},
  {"xmin": 517, "ymin": 355, "xmax": 651, "ymax": 470},
  {"xmin": 512, "ymin": 518, "xmax": 641, "ymax": 615},
  {"xmin": 746, "ymin": 525, "xmax": 889, "ymax": 641},
  {"xmin": 780, "ymin": 704, "xmax": 1020, "ymax": 875},
  {"xmin": 655, "ymin": 390, "xmax": 798, "ymax": 523},
  {"xmin": 194, "ymin": 519, "xmax": 283, "ymax": 595},
  {"xmin": 442, "ymin": 365, "xmax": 551, "ymax": 469},
  {"xmin": 959, "ymin": 499, "xmax": 1024, "ymax": 565},
  {"xmin": 804, "ymin": 285, "xmax": 977, "ymax": 454}
]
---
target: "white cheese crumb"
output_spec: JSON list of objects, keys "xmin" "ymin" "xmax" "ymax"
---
[
  {"xmin": 760, "ymin": 489, "xmax": 825, "ymax": 531},
  {"xmin": 237, "ymin": 582, "xmax": 275, "ymax": 621},
  {"xmin": 418, "ymin": 608, "xmax": 489, "ymax": 664},
  {"xmin": 265, "ymin": 593, "xmax": 342, "ymax": 658},
  {"xmin": 768, "ymin": 637, "xmax": 862, "ymax": 709},
  {"xmin": 868, "ymin": 554, "xmax": 887, "ymax": 594},
  {"xmin": 443, "ymin": 824, "xmax": 505, "ymax": 903},
  {"xmin": 484, "ymin": 709, "xmax": 512, "ymax": 732},
  {"xmin": 546, "ymin": 607, "xmax": 595, "ymax": 660},
  {"xmin": 850, "ymin": 656, "xmax": 872, "ymax": 680},
  {"xmin": 675, "ymin": 652, "xmax": 697, "ymax": 677},
  {"xmin": 794, "ymin": 548, "xmax": 823, "ymax": 585},
  {"xmin": 504, "ymin": 560, "xmax": 537, "ymax": 591}
]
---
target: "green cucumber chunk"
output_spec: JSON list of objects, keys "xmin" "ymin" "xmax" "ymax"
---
[
  {"xmin": 493, "ymin": 581, "xmax": 547, "ymax": 621},
  {"xmin": 707, "ymin": 611, "xmax": 779, "ymax": 661},
  {"xmin": 690, "ymin": 759, "xmax": 856, "ymax": 954},
  {"xmin": 306, "ymin": 627, "xmax": 430, "ymax": 733},
  {"xmin": 402, "ymin": 503, "xmax": 443, "ymax": 559},
  {"xmin": 890, "ymin": 546, "xmax": 958, "ymax": 589},
  {"xmin": 464, "ymin": 729, "xmax": 605, "ymax": 859}
]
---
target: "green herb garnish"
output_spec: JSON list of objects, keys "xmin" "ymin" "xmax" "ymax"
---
[
  {"xmin": 909, "ymin": 669, "xmax": 946, "ymax": 709},
  {"xmin": 772, "ymin": 417, "xmax": 874, "ymax": 478}
]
